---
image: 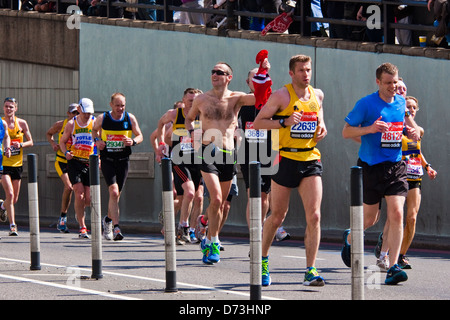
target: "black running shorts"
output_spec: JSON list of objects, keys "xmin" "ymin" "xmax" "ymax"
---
[
  {"xmin": 271, "ymin": 156, "xmax": 322, "ymax": 188},
  {"xmin": 100, "ymin": 156, "xmax": 130, "ymax": 192},
  {"xmin": 199, "ymin": 143, "xmax": 237, "ymax": 182},
  {"xmin": 357, "ymin": 158, "xmax": 408, "ymax": 205}
]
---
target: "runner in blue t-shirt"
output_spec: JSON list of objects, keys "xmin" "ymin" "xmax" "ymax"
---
[
  {"xmin": 0, "ymin": 99, "xmax": 11, "ymax": 226},
  {"xmin": 341, "ymin": 63, "xmax": 420, "ymax": 285},
  {"xmin": 345, "ymin": 91, "xmax": 405, "ymax": 165}
]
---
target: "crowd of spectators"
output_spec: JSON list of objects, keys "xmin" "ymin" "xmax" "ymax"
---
[{"xmin": 0, "ymin": 0, "xmax": 448, "ymax": 48}]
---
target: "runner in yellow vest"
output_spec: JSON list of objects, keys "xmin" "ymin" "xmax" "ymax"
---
[
  {"xmin": 46, "ymin": 103, "xmax": 79, "ymax": 233},
  {"xmin": 59, "ymin": 98, "xmax": 96, "ymax": 239},
  {"xmin": 253, "ymin": 55, "xmax": 327, "ymax": 286},
  {"xmin": 1, "ymin": 97, "xmax": 33, "ymax": 236}
]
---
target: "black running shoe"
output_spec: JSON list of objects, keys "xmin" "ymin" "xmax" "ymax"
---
[
  {"xmin": 374, "ymin": 232, "xmax": 383, "ymax": 258},
  {"xmin": 398, "ymin": 254, "xmax": 412, "ymax": 269},
  {"xmin": 385, "ymin": 264, "xmax": 408, "ymax": 285},
  {"xmin": 341, "ymin": 229, "xmax": 351, "ymax": 267}
]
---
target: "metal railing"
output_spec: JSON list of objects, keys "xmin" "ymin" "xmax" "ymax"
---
[{"xmin": 4, "ymin": 0, "xmax": 440, "ymax": 45}]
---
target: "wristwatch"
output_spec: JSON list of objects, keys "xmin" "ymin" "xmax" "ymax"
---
[
  {"xmin": 279, "ymin": 118, "xmax": 287, "ymax": 128},
  {"xmin": 405, "ymin": 111, "xmax": 411, "ymax": 117}
]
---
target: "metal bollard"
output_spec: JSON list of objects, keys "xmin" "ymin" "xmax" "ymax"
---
[
  {"xmin": 249, "ymin": 161, "xmax": 262, "ymax": 300},
  {"xmin": 350, "ymin": 166, "xmax": 364, "ymax": 300},
  {"xmin": 28, "ymin": 154, "xmax": 41, "ymax": 271},
  {"xmin": 89, "ymin": 154, "xmax": 103, "ymax": 279},
  {"xmin": 161, "ymin": 158, "xmax": 177, "ymax": 292}
]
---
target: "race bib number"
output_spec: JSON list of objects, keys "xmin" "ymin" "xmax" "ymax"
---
[
  {"xmin": 245, "ymin": 122, "xmax": 267, "ymax": 142},
  {"xmin": 290, "ymin": 112, "xmax": 317, "ymax": 139},
  {"xmin": 406, "ymin": 156, "xmax": 423, "ymax": 179},
  {"xmin": 10, "ymin": 138, "xmax": 21, "ymax": 156},
  {"xmin": 106, "ymin": 134, "xmax": 126, "ymax": 152},
  {"xmin": 180, "ymin": 136, "xmax": 194, "ymax": 153},
  {"xmin": 73, "ymin": 134, "xmax": 94, "ymax": 159},
  {"xmin": 381, "ymin": 122, "xmax": 403, "ymax": 148},
  {"xmin": 73, "ymin": 144, "xmax": 93, "ymax": 159}
]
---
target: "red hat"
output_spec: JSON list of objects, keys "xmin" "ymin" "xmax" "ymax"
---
[{"xmin": 256, "ymin": 50, "xmax": 268, "ymax": 65}]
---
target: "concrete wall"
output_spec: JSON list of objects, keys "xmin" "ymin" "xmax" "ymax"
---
[{"xmin": 0, "ymin": 10, "xmax": 449, "ymax": 243}]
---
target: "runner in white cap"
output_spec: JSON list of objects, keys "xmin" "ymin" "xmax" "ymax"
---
[{"xmin": 59, "ymin": 98, "xmax": 96, "ymax": 239}]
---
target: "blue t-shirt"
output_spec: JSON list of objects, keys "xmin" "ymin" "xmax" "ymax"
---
[
  {"xmin": 0, "ymin": 121, "xmax": 4, "ymax": 171},
  {"xmin": 345, "ymin": 91, "xmax": 406, "ymax": 165}
]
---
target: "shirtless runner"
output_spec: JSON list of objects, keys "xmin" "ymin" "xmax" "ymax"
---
[{"xmin": 185, "ymin": 62, "xmax": 255, "ymax": 264}]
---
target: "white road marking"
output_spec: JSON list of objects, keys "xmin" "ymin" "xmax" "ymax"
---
[
  {"xmin": 283, "ymin": 255, "xmax": 325, "ymax": 260},
  {"xmin": 0, "ymin": 257, "xmax": 282, "ymax": 300},
  {"xmin": 0, "ymin": 273, "xmax": 140, "ymax": 300}
]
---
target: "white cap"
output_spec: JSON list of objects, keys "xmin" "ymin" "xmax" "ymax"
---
[{"xmin": 78, "ymin": 98, "xmax": 94, "ymax": 114}]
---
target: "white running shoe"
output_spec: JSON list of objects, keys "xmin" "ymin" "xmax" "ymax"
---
[
  {"xmin": 275, "ymin": 226, "xmax": 290, "ymax": 241},
  {"xmin": 102, "ymin": 216, "xmax": 113, "ymax": 240},
  {"xmin": 376, "ymin": 256, "xmax": 390, "ymax": 272},
  {"xmin": 0, "ymin": 200, "xmax": 6, "ymax": 222}
]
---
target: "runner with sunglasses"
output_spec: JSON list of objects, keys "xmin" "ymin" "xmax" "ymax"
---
[{"xmin": 185, "ymin": 62, "xmax": 255, "ymax": 264}]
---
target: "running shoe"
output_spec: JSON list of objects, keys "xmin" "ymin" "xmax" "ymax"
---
[
  {"xmin": 176, "ymin": 236, "xmax": 186, "ymax": 245},
  {"xmin": 341, "ymin": 229, "xmax": 351, "ymax": 267},
  {"xmin": 78, "ymin": 227, "xmax": 90, "ymax": 239},
  {"xmin": 398, "ymin": 254, "xmax": 412, "ymax": 269},
  {"xmin": 102, "ymin": 216, "xmax": 113, "ymax": 240},
  {"xmin": 207, "ymin": 242, "xmax": 220, "ymax": 263},
  {"xmin": 0, "ymin": 199, "xmax": 6, "ymax": 222},
  {"xmin": 275, "ymin": 226, "xmax": 290, "ymax": 242},
  {"xmin": 57, "ymin": 216, "xmax": 69, "ymax": 233},
  {"xmin": 113, "ymin": 226, "xmax": 124, "ymax": 241},
  {"xmin": 189, "ymin": 229, "xmax": 198, "ymax": 243},
  {"xmin": 158, "ymin": 211, "xmax": 164, "ymax": 225},
  {"xmin": 195, "ymin": 215, "xmax": 207, "ymax": 241},
  {"xmin": 374, "ymin": 232, "xmax": 383, "ymax": 258},
  {"xmin": 303, "ymin": 267, "xmax": 325, "ymax": 286},
  {"xmin": 262, "ymin": 256, "xmax": 271, "ymax": 286},
  {"xmin": 385, "ymin": 264, "xmax": 408, "ymax": 285},
  {"xmin": 177, "ymin": 225, "xmax": 190, "ymax": 243},
  {"xmin": 376, "ymin": 256, "xmax": 389, "ymax": 272},
  {"xmin": 200, "ymin": 238, "xmax": 213, "ymax": 265},
  {"xmin": 9, "ymin": 224, "xmax": 18, "ymax": 236}
]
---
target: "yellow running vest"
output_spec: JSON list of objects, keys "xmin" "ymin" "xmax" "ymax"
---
[
  {"xmin": 272, "ymin": 84, "xmax": 321, "ymax": 162},
  {"xmin": 56, "ymin": 118, "xmax": 73, "ymax": 163},
  {"xmin": 2, "ymin": 117, "xmax": 23, "ymax": 167},
  {"xmin": 171, "ymin": 108, "xmax": 201, "ymax": 154},
  {"xmin": 71, "ymin": 116, "xmax": 95, "ymax": 162},
  {"xmin": 402, "ymin": 135, "xmax": 423, "ymax": 181}
]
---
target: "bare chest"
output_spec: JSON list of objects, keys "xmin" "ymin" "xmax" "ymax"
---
[{"xmin": 201, "ymin": 98, "xmax": 236, "ymax": 122}]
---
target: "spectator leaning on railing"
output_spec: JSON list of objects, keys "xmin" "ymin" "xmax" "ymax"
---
[{"xmin": 428, "ymin": 0, "xmax": 450, "ymax": 47}]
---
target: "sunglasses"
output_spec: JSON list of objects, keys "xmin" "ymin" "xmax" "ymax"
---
[
  {"xmin": 4, "ymin": 97, "xmax": 16, "ymax": 103},
  {"xmin": 211, "ymin": 69, "xmax": 228, "ymax": 76}
]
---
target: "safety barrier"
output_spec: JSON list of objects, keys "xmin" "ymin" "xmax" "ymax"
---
[{"xmin": 350, "ymin": 166, "xmax": 364, "ymax": 300}]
